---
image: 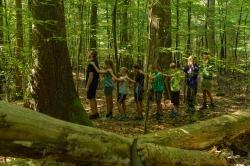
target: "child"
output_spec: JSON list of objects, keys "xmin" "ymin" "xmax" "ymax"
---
[
  {"xmin": 150, "ymin": 65, "xmax": 164, "ymax": 121},
  {"xmin": 115, "ymin": 67, "xmax": 134, "ymax": 121},
  {"xmin": 200, "ymin": 51, "xmax": 215, "ymax": 109},
  {"xmin": 183, "ymin": 56, "xmax": 199, "ymax": 113},
  {"xmin": 91, "ymin": 60, "xmax": 118, "ymax": 119},
  {"xmin": 169, "ymin": 62, "xmax": 181, "ymax": 118},
  {"xmin": 132, "ymin": 64, "xmax": 145, "ymax": 120}
]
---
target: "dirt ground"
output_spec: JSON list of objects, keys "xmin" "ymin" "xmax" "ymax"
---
[{"xmin": 81, "ymin": 87, "xmax": 250, "ymax": 166}]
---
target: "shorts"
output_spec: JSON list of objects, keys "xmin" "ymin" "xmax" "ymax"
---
[
  {"xmin": 117, "ymin": 93, "xmax": 127, "ymax": 103},
  {"xmin": 134, "ymin": 90, "xmax": 143, "ymax": 102},
  {"xmin": 170, "ymin": 91, "xmax": 180, "ymax": 106},
  {"xmin": 154, "ymin": 92, "xmax": 163, "ymax": 102},
  {"xmin": 87, "ymin": 82, "xmax": 98, "ymax": 99},
  {"xmin": 104, "ymin": 86, "xmax": 113, "ymax": 96}
]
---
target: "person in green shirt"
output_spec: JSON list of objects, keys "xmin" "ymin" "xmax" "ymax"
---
[
  {"xmin": 200, "ymin": 51, "xmax": 215, "ymax": 109},
  {"xmin": 169, "ymin": 63, "xmax": 182, "ymax": 118},
  {"xmin": 150, "ymin": 65, "xmax": 164, "ymax": 121}
]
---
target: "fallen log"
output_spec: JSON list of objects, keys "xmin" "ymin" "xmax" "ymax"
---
[
  {"xmin": 0, "ymin": 101, "xmax": 244, "ymax": 165},
  {"xmin": 139, "ymin": 110, "xmax": 250, "ymax": 150}
]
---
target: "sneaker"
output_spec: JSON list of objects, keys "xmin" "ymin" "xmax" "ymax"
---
[
  {"xmin": 210, "ymin": 103, "xmax": 216, "ymax": 108},
  {"xmin": 199, "ymin": 104, "xmax": 208, "ymax": 110},
  {"xmin": 117, "ymin": 115, "xmax": 128, "ymax": 121},
  {"xmin": 89, "ymin": 113, "xmax": 100, "ymax": 120},
  {"xmin": 132, "ymin": 115, "xmax": 144, "ymax": 121},
  {"xmin": 106, "ymin": 112, "xmax": 113, "ymax": 120},
  {"xmin": 156, "ymin": 113, "xmax": 164, "ymax": 121},
  {"xmin": 170, "ymin": 110, "xmax": 177, "ymax": 119},
  {"xmin": 156, "ymin": 113, "xmax": 164, "ymax": 120}
]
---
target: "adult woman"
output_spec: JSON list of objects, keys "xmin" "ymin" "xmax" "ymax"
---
[{"xmin": 86, "ymin": 50, "xmax": 100, "ymax": 119}]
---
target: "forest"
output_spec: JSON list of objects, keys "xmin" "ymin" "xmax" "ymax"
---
[{"xmin": 0, "ymin": 0, "xmax": 250, "ymax": 165}]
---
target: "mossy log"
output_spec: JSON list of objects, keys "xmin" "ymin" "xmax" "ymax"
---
[
  {"xmin": 139, "ymin": 111, "xmax": 250, "ymax": 150},
  {"xmin": 4, "ymin": 101, "xmax": 250, "ymax": 165}
]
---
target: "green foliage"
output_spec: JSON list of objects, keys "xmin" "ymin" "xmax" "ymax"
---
[{"xmin": 1, "ymin": 0, "xmax": 250, "ymax": 99}]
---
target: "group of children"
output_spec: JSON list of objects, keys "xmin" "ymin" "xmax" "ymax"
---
[
  {"xmin": 89, "ymin": 60, "xmax": 145, "ymax": 121},
  {"xmin": 86, "ymin": 50, "xmax": 215, "ymax": 121}
]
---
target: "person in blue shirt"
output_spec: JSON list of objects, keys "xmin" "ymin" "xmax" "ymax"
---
[{"xmin": 183, "ymin": 56, "xmax": 199, "ymax": 113}]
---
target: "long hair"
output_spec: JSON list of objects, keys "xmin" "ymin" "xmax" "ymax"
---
[
  {"xmin": 91, "ymin": 50, "xmax": 99, "ymax": 68},
  {"xmin": 105, "ymin": 59, "xmax": 115, "ymax": 72}
]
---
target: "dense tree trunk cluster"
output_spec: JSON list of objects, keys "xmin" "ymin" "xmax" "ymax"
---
[{"xmin": 1, "ymin": 101, "xmax": 250, "ymax": 165}]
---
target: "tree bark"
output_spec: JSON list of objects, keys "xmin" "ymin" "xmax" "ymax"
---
[
  {"xmin": 139, "ymin": 111, "xmax": 250, "ymax": 150},
  {"xmin": 187, "ymin": 1, "xmax": 192, "ymax": 53},
  {"xmin": 207, "ymin": 0, "xmax": 216, "ymax": 55},
  {"xmin": 121, "ymin": 0, "xmax": 129, "ymax": 49},
  {"xmin": 90, "ymin": 0, "xmax": 97, "ymax": 50},
  {"xmin": 234, "ymin": 6, "xmax": 243, "ymax": 64},
  {"xmin": 31, "ymin": 0, "xmax": 92, "ymax": 126},
  {"xmin": 15, "ymin": 0, "xmax": 23, "ymax": 97},
  {"xmin": 0, "ymin": 101, "xmax": 229, "ymax": 165},
  {"xmin": 150, "ymin": 0, "xmax": 172, "ymax": 69},
  {"xmin": 0, "ymin": 0, "xmax": 4, "ymax": 94},
  {"xmin": 0, "ymin": 0, "xmax": 3, "ymax": 45},
  {"xmin": 112, "ymin": 0, "xmax": 119, "ymax": 72}
]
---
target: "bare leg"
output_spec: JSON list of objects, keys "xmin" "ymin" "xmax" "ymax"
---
[
  {"xmin": 157, "ymin": 101, "xmax": 163, "ymax": 115},
  {"xmin": 117, "ymin": 102, "xmax": 123, "ymax": 114},
  {"xmin": 106, "ymin": 95, "xmax": 113, "ymax": 114},
  {"xmin": 89, "ymin": 98, "xmax": 98, "ymax": 114},
  {"xmin": 207, "ymin": 91, "xmax": 214, "ymax": 104},
  {"xmin": 203, "ymin": 90, "xmax": 207, "ymax": 105},
  {"xmin": 122, "ymin": 101, "xmax": 126, "ymax": 115},
  {"xmin": 137, "ymin": 101, "xmax": 143, "ymax": 117}
]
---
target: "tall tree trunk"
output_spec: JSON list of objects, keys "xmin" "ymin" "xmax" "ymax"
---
[
  {"xmin": 0, "ymin": 0, "xmax": 3, "ymax": 45},
  {"xmin": 243, "ymin": 14, "xmax": 248, "ymax": 68},
  {"xmin": 207, "ymin": 0, "xmax": 215, "ymax": 55},
  {"xmin": 186, "ymin": 1, "xmax": 192, "ymax": 54},
  {"xmin": 0, "ymin": 0, "xmax": 3, "ymax": 94},
  {"xmin": 175, "ymin": 0, "xmax": 180, "ymax": 66},
  {"xmin": 90, "ymin": 0, "xmax": 97, "ymax": 50},
  {"xmin": 149, "ymin": 0, "xmax": 172, "ymax": 69},
  {"xmin": 15, "ymin": 0, "xmax": 23, "ymax": 97},
  {"xmin": 218, "ymin": 0, "xmax": 227, "ymax": 74},
  {"xmin": 158, "ymin": 0, "xmax": 172, "ymax": 69},
  {"xmin": 121, "ymin": 0, "xmax": 129, "ymax": 49},
  {"xmin": 28, "ymin": 0, "xmax": 32, "ymax": 60},
  {"xmin": 234, "ymin": 6, "xmax": 243, "ymax": 64},
  {"xmin": 76, "ymin": 0, "xmax": 85, "ymax": 93},
  {"xmin": 31, "ymin": 0, "xmax": 92, "ymax": 126},
  {"xmin": 112, "ymin": 0, "xmax": 119, "ymax": 72},
  {"xmin": 106, "ymin": 1, "xmax": 112, "ymax": 58}
]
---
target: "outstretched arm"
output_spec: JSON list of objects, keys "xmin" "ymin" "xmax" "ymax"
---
[
  {"xmin": 106, "ymin": 69, "xmax": 119, "ymax": 80},
  {"xmin": 90, "ymin": 62, "xmax": 107, "ymax": 74},
  {"xmin": 126, "ymin": 76, "xmax": 135, "ymax": 84}
]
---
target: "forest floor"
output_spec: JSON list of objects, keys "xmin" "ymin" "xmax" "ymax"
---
[
  {"xmin": 1, "ymin": 86, "xmax": 250, "ymax": 165},
  {"xmin": 82, "ymin": 88, "xmax": 250, "ymax": 136},
  {"xmin": 81, "ymin": 88, "xmax": 250, "ymax": 166}
]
